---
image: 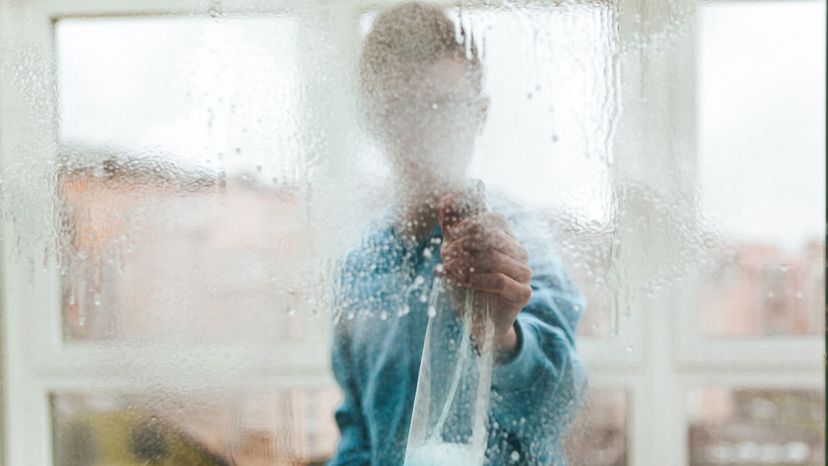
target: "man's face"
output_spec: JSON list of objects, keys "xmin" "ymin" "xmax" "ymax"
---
[{"xmin": 370, "ymin": 56, "xmax": 488, "ymax": 186}]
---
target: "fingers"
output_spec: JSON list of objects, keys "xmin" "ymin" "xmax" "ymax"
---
[
  {"xmin": 467, "ymin": 273, "xmax": 532, "ymax": 306},
  {"xmin": 442, "ymin": 228, "xmax": 529, "ymax": 263},
  {"xmin": 438, "ymin": 194, "xmax": 465, "ymax": 233},
  {"xmin": 439, "ymin": 193, "xmax": 487, "ymax": 235},
  {"xmin": 443, "ymin": 249, "xmax": 532, "ymax": 284}
]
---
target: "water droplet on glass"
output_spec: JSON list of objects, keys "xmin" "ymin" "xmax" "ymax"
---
[{"xmin": 427, "ymin": 305, "xmax": 436, "ymax": 317}]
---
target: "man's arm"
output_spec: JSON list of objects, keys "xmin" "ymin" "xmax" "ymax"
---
[
  {"xmin": 440, "ymin": 196, "xmax": 587, "ymax": 463},
  {"xmin": 489, "ymin": 224, "xmax": 587, "ymax": 465},
  {"xmin": 491, "ymin": 255, "xmax": 584, "ymax": 391}
]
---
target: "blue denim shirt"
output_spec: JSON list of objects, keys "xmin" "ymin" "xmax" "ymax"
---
[{"xmin": 329, "ymin": 198, "xmax": 587, "ymax": 466}]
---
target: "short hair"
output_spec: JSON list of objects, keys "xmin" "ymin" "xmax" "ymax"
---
[{"xmin": 359, "ymin": 2, "xmax": 483, "ymax": 104}]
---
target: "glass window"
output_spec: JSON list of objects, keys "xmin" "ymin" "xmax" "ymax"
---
[
  {"xmin": 52, "ymin": 389, "xmax": 341, "ymax": 465},
  {"xmin": 696, "ymin": 0, "xmax": 825, "ymax": 337},
  {"xmin": 0, "ymin": 0, "xmax": 822, "ymax": 465},
  {"xmin": 56, "ymin": 17, "xmax": 315, "ymax": 342},
  {"xmin": 565, "ymin": 389, "xmax": 628, "ymax": 466},
  {"xmin": 687, "ymin": 388, "xmax": 824, "ymax": 466}
]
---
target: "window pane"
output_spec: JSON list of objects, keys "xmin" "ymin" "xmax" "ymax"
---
[
  {"xmin": 56, "ymin": 17, "xmax": 317, "ymax": 342},
  {"xmin": 565, "ymin": 389, "xmax": 628, "ymax": 466},
  {"xmin": 49, "ymin": 6, "xmax": 622, "ymax": 464},
  {"xmin": 687, "ymin": 388, "xmax": 824, "ymax": 466},
  {"xmin": 697, "ymin": 1, "xmax": 825, "ymax": 336},
  {"xmin": 52, "ymin": 389, "xmax": 341, "ymax": 465},
  {"xmin": 57, "ymin": 17, "xmax": 302, "ymax": 177},
  {"xmin": 59, "ymin": 161, "xmax": 312, "ymax": 342},
  {"xmin": 0, "ymin": 0, "xmax": 818, "ymax": 463}
]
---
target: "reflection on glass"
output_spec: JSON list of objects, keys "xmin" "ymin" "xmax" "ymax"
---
[
  {"xmin": 52, "ymin": 389, "xmax": 341, "ymax": 466},
  {"xmin": 687, "ymin": 388, "xmax": 824, "ymax": 466},
  {"xmin": 565, "ymin": 389, "xmax": 628, "ymax": 466},
  {"xmin": 696, "ymin": 1, "xmax": 825, "ymax": 336}
]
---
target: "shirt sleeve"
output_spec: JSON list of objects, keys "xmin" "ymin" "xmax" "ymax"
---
[
  {"xmin": 491, "ymin": 260, "xmax": 585, "ymax": 392},
  {"xmin": 487, "ymin": 210, "xmax": 588, "ymax": 464}
]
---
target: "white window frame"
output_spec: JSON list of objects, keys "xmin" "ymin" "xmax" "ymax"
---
[{"xmin": 0, "ymin": 0, "xmax": 822, "ymax": 465}]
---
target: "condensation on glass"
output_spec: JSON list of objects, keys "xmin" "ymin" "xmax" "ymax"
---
[
  {"xmin": 52, "ymin": 389, "xmax": 341, "ymax": 465},
  {"xmin": 56, "ymin": 17, "xmax": 317, "ymax": 343},
  {"xmin": 0, "ymin": 0, "xmax": 822, "ymax": 465},
  {"xmin": 565, "ymin": 389, "xmax": 628, "ymax": 466}
]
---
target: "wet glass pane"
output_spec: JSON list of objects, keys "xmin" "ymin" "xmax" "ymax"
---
[
  {"xmin": 51, "ymin": 388, "xmax": 628, "ymax": 465},
  {"xmin": 696, "ymin": 1, "xmax": 825, "ymax": 337},
  {"xmin": 52, "ymin": 389, "xmax": 341, "ymax": 465},
  {"xmin": 0, "ymin": 0, "xmax": 822, "ymax": 464},
  {"xmin": 56, "ymin": 17, "xmax": 318, "ymax": 342},
  {"xmin": 565, "ymin": 389, "xmax": 628, "ymax": 466},
  {"xmin": 687, "ymin": 388, "xmax": 824, "ymax": 466}
]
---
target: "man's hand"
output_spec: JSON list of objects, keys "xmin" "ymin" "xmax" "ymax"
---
[{"xmin": 438, "ymin": 193, "xmax": 532, "ymax": 356}]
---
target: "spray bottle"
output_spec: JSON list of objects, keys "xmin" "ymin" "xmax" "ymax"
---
[{"xmin": 404, "ymin": 180, "xmax": 495, "ymax": 466}]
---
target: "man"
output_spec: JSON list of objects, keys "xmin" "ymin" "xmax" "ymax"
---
[{"xmin": 329, "ymin": 3, "xmax": 586, "ymax": 465}]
